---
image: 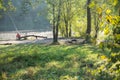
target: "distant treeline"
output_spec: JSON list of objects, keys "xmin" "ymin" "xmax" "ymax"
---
[{"xmin": 0, "ymin": 0, "xmax": 50, "ymax": 31}]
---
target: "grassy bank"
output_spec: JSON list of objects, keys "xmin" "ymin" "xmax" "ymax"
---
[{"xmin": 0, "ymin": 44, "xmax": 111, "ymax": 80}]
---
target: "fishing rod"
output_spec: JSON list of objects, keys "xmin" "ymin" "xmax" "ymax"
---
[{"xmin": 7, "ymin": 11, "xmax": 19, "ymax": 33}]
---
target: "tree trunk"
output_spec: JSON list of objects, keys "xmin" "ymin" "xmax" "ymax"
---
[
  {"xmin": 63, "ymin": 13, "xmax": 69, "ymax": 38},
  {"xmin": 119, "ymin": 8, "xmax": 120, "ymax": 16},
  {"xmin": 94, "ymin": 13, "xmax": 99, "ymax": 39},
  {"xmin": 69, "ymin": 23, "xmax": 72, "ymax": 37},
  {"xmin": 85, "ymin": 0, "xmax": 91, "ymax": 42},
  {"xmin": 53, "ymin": 0, "xmax": 61, "ymax": 43},
  {"xmin": 65, "ymin": 21, "xmax": 69, "ymax": 37},
  {"xmin": 52, "ymin": 4, "xmax": 56, "ymax": 43}
]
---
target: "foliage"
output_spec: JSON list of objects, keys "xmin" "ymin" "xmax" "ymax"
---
[
  {"xmin": 91, "ymin": 0, "xmax": 120, "ymax": 49},
  {"xmin": 46, "ymin": 0, "xmax": 86, "ymax": 38},
  {"xmin": 0, "ymin": 0, "xmax": 120, "ymax": 79},
  {"xmin": 86, "ymin": 1, "xmax": 120, "ymax": 78},
  {"xmin": 0, "ymin": 0, "xmax": 4, "ymax": 10},
  {"xmin": 0, "ymin": 0, "xmax": 15, "ymax": 18},
  {"xmin": 21, "ymin": 0, "xmax": 32, "ymax": 15},
  {"xmin": 87, "ymin": 51, "xmax": 120, "ymax": 80},
  {"xmin": 1, "ymin": 0, "xmax": 15, "ymax": 11}
]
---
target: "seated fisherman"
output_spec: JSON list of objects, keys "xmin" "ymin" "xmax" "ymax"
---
[{"xmin": 16, "ymin": 33, "xmax": 21, "ymax": 40}]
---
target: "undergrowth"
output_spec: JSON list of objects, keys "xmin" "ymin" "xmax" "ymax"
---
[{"xmin": 0, "ymin": 44, "xmax": 119, "ymax": 80}]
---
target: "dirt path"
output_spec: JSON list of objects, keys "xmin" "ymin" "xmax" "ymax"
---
[{"xmin": 0, "ymin": 38, "xmax": 85, "ymax": 45}]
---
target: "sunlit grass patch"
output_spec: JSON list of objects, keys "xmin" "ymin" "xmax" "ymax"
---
[{"xmin": 0, "ymin": 44, "xmax": 108, "ymax": 80}]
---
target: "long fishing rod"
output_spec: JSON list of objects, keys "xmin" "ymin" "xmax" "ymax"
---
[{"xmin": 7, "ymin": 12, "xmax": 19, "ymax": 33}]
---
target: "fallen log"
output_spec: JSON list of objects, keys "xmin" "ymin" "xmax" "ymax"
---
[
  {"xmin": 0, "ymin": 43, "xmax": 12, "ymax": 45},
  {"xmin": 17, "ymin": 35, "xmax": 47, "ymax": 40}
]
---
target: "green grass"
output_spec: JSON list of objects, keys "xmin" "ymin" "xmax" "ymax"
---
[{"xmin": 0, "ymin": 44, "xmax": 110, "ymax": 80}]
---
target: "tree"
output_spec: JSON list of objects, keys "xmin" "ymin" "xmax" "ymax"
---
[
  {"xmin": 54, "ymin": 0, "xmax": 61, "ymax": 43},
  {"xmin": 85, "ymin": 0, "xmax": 91, "ymax": 42},
  {"xmin": 89, "ymin": 0, "xmax": 100, "ymax": 39},
  {"xmin": 0, "ymin": 0, "xmax": 5, "ymax": 18},
  {"xmin": 59, "ymin": 0, "xmax": 84, "ymax": 38},
  {"xmin": 62, "ymin": 0, "xmax": 72, "ymax": 37},
  {"xmin": 0, "ymin": 0, "xmax": 15, "ymax": 18},
  {"xmin": 46, "ymin": 0, "xmax": 62, "ymax": 43},
  {"xmin": 21, "ymin": 0, "xmax": 32, "ymax": 15}
]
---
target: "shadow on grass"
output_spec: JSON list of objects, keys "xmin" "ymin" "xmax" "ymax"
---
[{"xmin": 0, "ymin": 44, "xmax": 107, "ymax": 79}]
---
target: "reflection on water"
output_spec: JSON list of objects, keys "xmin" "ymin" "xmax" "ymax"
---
[{"xmin": 0, "ymin": 30, "xmax": 53, "ymax": 40}]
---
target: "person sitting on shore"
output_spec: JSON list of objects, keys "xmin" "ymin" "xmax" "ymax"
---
[{"xmin": 16, "ymin": 33, "xmax": 21, "ymax": 40}]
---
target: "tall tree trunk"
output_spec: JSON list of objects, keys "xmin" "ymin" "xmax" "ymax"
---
[
  {"xmin": 69, "ymin": 23, "xmax": 72, "ymax": 37},
  {"xmin": 94, "ymin": 13, "xmax": 99, "ymax": 39},
  {"xmin": 52, "ymin": 4, "xmax": 56, "ymax": 43},
  {"xmin": 53, "ymin": 0, "xmax": 61, "ymax": 43},
  {"xmin": 65, "ymin": 21, "xmax": 69, "ymax": 37},
  {"xmin": 119, "ymin": 8, "xmax": 120, "ymax": 16},
  {"xmin": 63, "ymin": 13, "xmax": 69, "ymax": 38},
  {"xmin": 86, "ymin": 0, "xmax": 91, "ymax": 42}
]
